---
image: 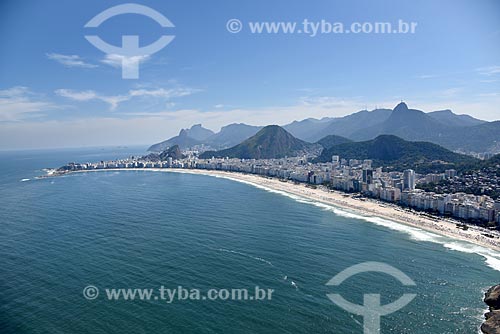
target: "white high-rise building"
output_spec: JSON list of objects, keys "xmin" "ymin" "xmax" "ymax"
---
[
  {"xmin": 445, "ymin": 169, "xmax": 457, "ymax": 179},
  {"xmin": 403, "ymin": 169, "xmax": 415, "ymax": 191}
]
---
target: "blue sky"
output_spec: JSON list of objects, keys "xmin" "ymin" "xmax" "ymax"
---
[{"xmin": 1, "ymin": 0, "xmax": 500, "ymax": 149}]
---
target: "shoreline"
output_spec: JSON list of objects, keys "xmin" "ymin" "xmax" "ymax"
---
[{"xmin": 45, "ymin": 168, "xmax": 500, "ymax": 254}]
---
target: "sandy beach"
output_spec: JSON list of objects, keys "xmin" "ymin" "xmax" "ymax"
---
[{"xmin": 58, "ymin": 168, "xmax": 500, "ymax": 253}]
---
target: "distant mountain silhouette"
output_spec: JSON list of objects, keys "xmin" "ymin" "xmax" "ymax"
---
[
  {"xmin": 185, "ymin": 124, "xmax": 215, "ymax": 141},
  {"xmin": 148, "ymin": 128, "xmax": 202, "ymax": 151},
  {"xmin": 148, "ymin": 124, "xmax": 213, "ymax": 151},
  {"xmin": 433, "ymin": 121, "xmax": 500, "ymax": 153},
  {"xmin": 283, "ymin": 118, "xmax": 333, "ymax": 141},
  {"xmin": 303, "ymin": 108, "xmax": 393, "ymax": 142},
  {"xmin": 427, "ymin": 109, "xmax": 485, "ymax": 127},
  {"xmin": 148, "ymin": 102, "xmax": 498, "ymax": 154},
  {"xmin": 148, "ymin": 123, "xmax": 260, "ymax": 151},
  {"xmin": 350, "ymin": 102, "xmax": 447, "ymax": 141},
  {"xmin": 206, "ymin": 123, "xmax": 262, "ymax": 149},
  {"xmin": 347, "ymin": 103, "xmax": 499, "ymax": 153},
  {"xmin": 199, "ymin": 125, "xmax": 316, "ymax": 159}
]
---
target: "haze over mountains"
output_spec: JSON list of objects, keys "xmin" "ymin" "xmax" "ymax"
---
[
  {"xmin": 157, "ymin": 123, "xmax": 480, "ymax": 174},
  {"xmin": 149, "ymin": 102, "xmax": 500, "ymax": 154},
  {"xmin": 149, "ymin": 123, "xmax": 262, "ymax": 152}
]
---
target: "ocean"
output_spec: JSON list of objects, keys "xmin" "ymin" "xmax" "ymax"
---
[{"xmin": 0, "ymin": 147, "xmax": 499, "ymax": 333}]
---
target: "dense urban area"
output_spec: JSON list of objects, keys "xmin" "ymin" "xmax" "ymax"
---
[{"xmin": 56, "ymin": 151, "xmax": 500, "ymax": 229}]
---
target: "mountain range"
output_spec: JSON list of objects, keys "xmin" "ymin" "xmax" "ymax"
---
[
  {"xmin": 148, "ymin": 102, "xmax": 499, "ymax": 154},
  {"xmin": 190, "ymin": 124, "xmax": 478, "ymax": 174},
  {"xmin": 199, "ymin": 125, "xmax": 319, "ymax": 159},
  {"xmin": 148, "ymin": 123, "xmax": 262, "ymax": 152}
]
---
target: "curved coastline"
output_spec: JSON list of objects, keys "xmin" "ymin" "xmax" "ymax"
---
[{"xmin": 44, "ymin": 168, "xmax": 500, "ymax": 269}]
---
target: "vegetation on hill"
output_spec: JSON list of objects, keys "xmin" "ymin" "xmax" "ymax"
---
[
  {"xmin": 316, "ymin": 135, "xmax": 352, "ymax": 150},
  {"xmin": 199, "ymin": 125, "xmax": 315, "ymax": 159},
  {"xmin": 159, "ymin": 145, "xmax": 183, "ymax": 161},
  {"xmin": 315, "ymin": 134, "xmax": 479, "ymax": 173}
]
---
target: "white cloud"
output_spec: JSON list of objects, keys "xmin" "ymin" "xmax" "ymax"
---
[
  {"xmin": 2, "ymin": 87, "xmax": 500, "ymax": 149},
  {"xmin": 299, "ymin": 96, "xmax": 365, "ymax": 110},
  {"xmin": 124, "ymin": 96, "xmax": 386, "ymax": 133},
  {"xmin": 0, "ymin": 86, "xmax": 30, "ymax": 97},
  {"xmin": 0, "ymin": 95, "xmax": 384, "ymax": 148},
  {"xmin": 55, "ymin": 89, "xmax": 119, "ymax": 110},
  {"xmin": 477, "ymin": 66, "xmax": 500, "ymax": 76},
  {"xmin": 101, "ymin": 54, "xmax": 150, "ymax": 72},
  {"xmin": 55, "ymin": 89, "xmax": 98, "ymax": 101},
  {"xmin": 129, "ymin": 87, "xmax": 198, "ymax": 99},
  {"xmin": 55, "ymin": 89, "xmax": 129, "ymax": 111},
  {"xmin": 46, "ymin": 53, "xmax": 98, "ymax": 68},
  {"xmin": 478, "ymin": 92, "xmax": 500, "ymax": 97},
  {"xmin": 55, "ymin": 86, "xmax": 198, "ymax": 111},
  {"xmin": 438, "ymin": 87, "xmax": 462, "ymax": 99},
  {"xmin": 0, "ymin": 86, "xmax": 55, "ymax": 121},
  {"xmin": 416, "ymin": 74, "xmax": 438, "ymax": 79}
]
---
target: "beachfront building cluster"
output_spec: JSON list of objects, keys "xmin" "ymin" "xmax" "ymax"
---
[
  {"xmin": 193, "ymin": 157, "xmax": 500, "ymax": 227},
  {"xmin": 56, "ymin": 155, "xmax": 500, "ymax": 228},
  {"xmin": 58, "ymin": 158, "xmax": 184, "ymax": 171},
  {"xmin": 400, "ymin": 191, "xmax": 498, "ymax": 223}
]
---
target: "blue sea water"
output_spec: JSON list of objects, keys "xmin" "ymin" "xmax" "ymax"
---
[{"xmin": 0, "ymin": 147, "xmax": 499, "ymax": 333}]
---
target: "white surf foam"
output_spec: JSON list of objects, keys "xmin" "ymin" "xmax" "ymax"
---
[
  {"xmin": 322, "ymin": 203, "xmax": 500, "ymax": 272},
  {"xmin": 20, "ymin": 178, "xmax": 30, "ymax": 182},
  {"xmin": 442, "ymin": 242, "xmax": 500, "ymax": 271},
  {"xmin": 208, "ymin": 173, "xmax": 500, "ymax": 272}
]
